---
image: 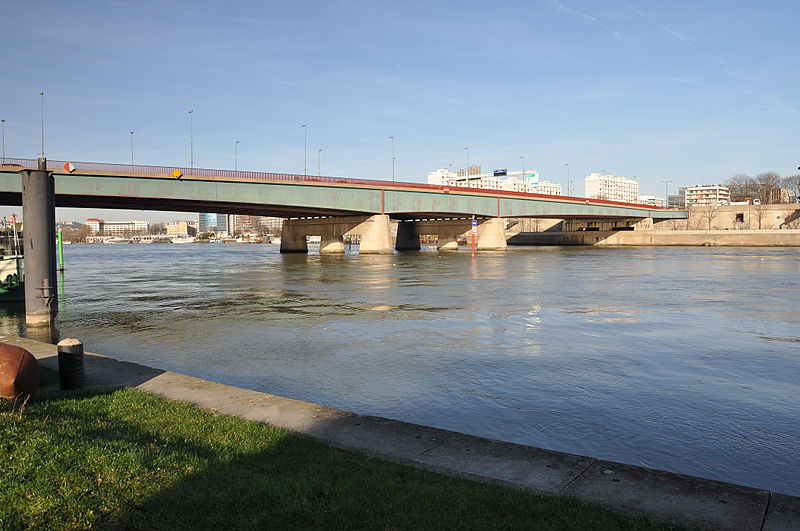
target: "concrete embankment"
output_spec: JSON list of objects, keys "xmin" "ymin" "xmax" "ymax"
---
[
  {"xmin": 509, "ymin": 229, "xmax": 800, "ymax": 246},
  {"xmin": 5, "ymin": 334, "xmax": 799, "ymax": 530}
]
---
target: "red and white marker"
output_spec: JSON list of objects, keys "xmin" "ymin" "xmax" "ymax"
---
[{"xmin": 63, "ymin": 162, "xmax": 75, "ymax": 173}]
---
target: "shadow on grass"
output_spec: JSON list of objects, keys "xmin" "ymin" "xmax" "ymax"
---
[{"xmin": 2, "ymin": 390, "xmax": 683, "ymax": 530}]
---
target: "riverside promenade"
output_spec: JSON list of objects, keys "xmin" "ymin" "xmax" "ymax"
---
[{"xmin": 6, "ymin": 334, "xmax": 798, "ymax": 530}]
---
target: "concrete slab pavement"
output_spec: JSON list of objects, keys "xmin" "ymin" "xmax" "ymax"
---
[{"xmin": 6, "ymin": 334, "xmax": 799, "ymax": 531}]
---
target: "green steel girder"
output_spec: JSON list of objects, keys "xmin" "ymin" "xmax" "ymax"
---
[{"xmin": 0, "ymin": 170, "xmax": 688, "ymax": 220}]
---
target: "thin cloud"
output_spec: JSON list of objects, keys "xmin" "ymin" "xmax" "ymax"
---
[
  {"xmin": 550, "ymin": 0, "xmax": 629, "ymax": 41},
  {"xmin": 624, "ymin": 2, "xmax": 696, "ymax": 49}
]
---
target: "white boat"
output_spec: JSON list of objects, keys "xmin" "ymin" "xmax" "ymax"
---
[
  {"xmin": 269, "ymin": 236, "xmax": 282, "ymax": 245},
  {"xmin": 306, "ymin": 235, "xmax": 321, "ymax": 244},
  {"xmin": 171, "ymin": 236, "xmax": 196, "ymax": 244}
]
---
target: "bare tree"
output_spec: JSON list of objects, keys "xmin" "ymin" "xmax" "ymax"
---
[
  {"xmin": 781, "ymin": 174, "xmax": 800, "ymax": 203},
  {"xmin": 752, "ymin": 204, "xmax": 768, "ymax": 229},
  {"xmin": 755, "ymin": 171, "xmax": 782, "ymax": 204},
  {"xmin": 698, "ymin": 205, "xmax": 720, "ymax": 230}
]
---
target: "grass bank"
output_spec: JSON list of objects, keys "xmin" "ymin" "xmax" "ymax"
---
[{"xmin": 0, "ymin": 388, "xmax": 686, "ymax": 529}]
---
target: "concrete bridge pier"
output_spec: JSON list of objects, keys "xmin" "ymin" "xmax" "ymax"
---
[
  {"xmin": 20, "ymin": 158, "xmax": 58, "ymax": 327},
  {"xmin": 279, "ymin": 215, "xmax": 393, "ymax": 254},
  {"xmin": 476, "ymin": 217, "xmax": 508, "ymax": 251},
  {"xmin": 279, "ymin": 219, "xmax": 308, "ymax": 253}
]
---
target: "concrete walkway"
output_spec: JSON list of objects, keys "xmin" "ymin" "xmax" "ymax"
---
[{"xmin": 6, "ymin": 334, "xmax": 798, "ymax": 531}]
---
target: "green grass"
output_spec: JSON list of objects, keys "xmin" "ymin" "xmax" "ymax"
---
[{"xmin": 0, "ymin": 389, "xmax": 688, "ymax": 530}]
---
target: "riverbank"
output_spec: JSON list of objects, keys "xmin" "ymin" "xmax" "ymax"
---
[
  {"xmin": 508, "ymin": 229, "xmax": 800, "ymax": 246},
  {"xmin": 4, "ymin": 335, "xmax": 798, "ymax": 530}
]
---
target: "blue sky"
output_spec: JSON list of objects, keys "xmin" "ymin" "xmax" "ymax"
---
[{"xmin": 2, "ymin": 0, "xmax": 799, "ymax": 222}]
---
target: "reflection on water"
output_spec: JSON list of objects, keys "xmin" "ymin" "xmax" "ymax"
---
[{"xmin": 5, "ymin": 243, "xmax": 799, "ymax": 496}]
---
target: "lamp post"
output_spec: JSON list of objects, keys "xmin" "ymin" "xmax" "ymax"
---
[
  {"xmin": 188, "ymin": 109, "xmax": 193, "ymax": 174},
  {"xmin": 660, "ymin": 179, "xmax": 673, "ymax": 208},
  {"xmin": 317, "ymin": 148, "xmax": 322, "ymax": 178},
  {"xmin": 130, "ymin": 131, "xmax": 134, "ymax": 166},
  {"xmin": 301, "ymin": 123, "xmax": 307, "ymax": 177},
  {"xmin": 520, "ymin": 155, "xmax": 525, "ymax": 191},
  {"xmin": 389, "ymin": 136, "xmax": 395, "ymax": 183},
  {"xmin": 235, "ymin": 140, "xmax": 239, "ymax": 171},
  {"xmin": 464, "ymin": 147, "xmax": 470, "ymax": 187},
  {"xmin": 38, "ymin": 91, "xmax": 44, "ymax": 159},
  {"xmin": 564, "ymin": 163, "xmax": 570, "ymax": 196},
  {"xmin": 1, "ymin": 118, "xmax": 5, "ymax": 163}
]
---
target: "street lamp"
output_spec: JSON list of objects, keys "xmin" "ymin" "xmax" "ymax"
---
[
  {"xmin": 300, "ymin": 123, "xmax": 307, "ymax": 177},
  {"xmin": 389, "ymin": 136, "xmax": 395, "ymax": 183},
  {"xmin": 564, "ymin": 163, "xmax": 570, "ymax": 196},
  {"xmin": 317, "ymin": 148, "xmax": 322, "ymax": 177},
  {"xmin": 38, "ymin": 91, "xmax": 44, "ymax": 159},
  {"xmin": 1, "ymin": 118, "xmax": 5, "ymax": 163},
  {"xmin": 130, "ymin": 131, "xmax": 134, "ymax": 166},
  {"xmin": 188, "ymin": 109, "xmax": 193, "ymax": 174},
  {"xmin": 660, "ymin": 179, "xmax": 673, "ymax": 208},
  {"xmin": 235, "ymin": 140, "xmax": 239, "ymax": 171},
  {"xmin": 464, "ymin": 147, "xmax": 470, "ymax": 187}
]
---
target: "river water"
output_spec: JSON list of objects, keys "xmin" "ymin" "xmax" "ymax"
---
[{"xmin": 3, "ymin": 243, "xmax": 798, "ymax": 496}]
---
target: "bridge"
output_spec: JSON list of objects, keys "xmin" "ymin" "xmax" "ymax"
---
[
  {"xmin": 0, "ymin": 158, "xmax": 685, "ymax": 222},
  {"xmin": 1, "ymin": 157, "xmax": 686, "ymax": 325}
]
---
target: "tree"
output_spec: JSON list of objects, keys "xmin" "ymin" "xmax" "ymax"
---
[
  {"xmin": 752, "ymin": 203, "xmax": 768, "ymax": 229},
  {"xmin": 755, "ymin": 171, "xmax": 782, "ymax": 204},
  {"xmin": 698, "ymin": 205, "xmax": 720, "ymax": 230},
  {"xmin": 781, "ymin": 174, "xmax": 800, "ymax": 203},
  {"xmin": 148, "ymin": 223, "xmax": 165, "ymax": 235}
]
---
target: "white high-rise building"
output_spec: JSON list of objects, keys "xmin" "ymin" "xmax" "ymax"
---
[
  {"xmin": 427, "ymin": 168, "xmax": 562, "ymax": 195},
  {"xmin": 584, "ymin": 173, "xmax": 638, "ymax": 203}
]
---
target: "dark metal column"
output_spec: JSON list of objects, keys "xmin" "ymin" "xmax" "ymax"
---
[{"xmin": 20, "ymin": 158, "xmax": 58, "ymax": 326}]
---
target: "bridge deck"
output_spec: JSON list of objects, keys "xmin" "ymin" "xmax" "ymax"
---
[{"xmin": 0, "ymin": 159, "xmax": 687, "ymax": 220}]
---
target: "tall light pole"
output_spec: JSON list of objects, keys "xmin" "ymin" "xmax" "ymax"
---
[
  {"xmin": 389, "ymin": 136, "xmax": 395, "ymax": 183},
  {"xmin": 235, "ymin": 140, "xmax": 239, "ymax": 171},
  {"xmin": 38, "ymin": 91, "xmax": 44, "ymax": 159},
  {"xmin": 188, "ymin": 109, "xmax": 193, "ymax": 174},
  {"xmin": 660, "ymin": 179, "xmax": 673, "ymax": 207},
  {"xmin": 520, "ymin": 155, "xmax": 525, "ymax": 191},
  {"xmin": 130, "ymin": 131, "xmax": 134, "ymax": 166},
  {"xmin": 564, "ymin": 163, "xmax": 570, "ymax": 196},
  {"xmin": 464, "ymin": 147, "xmax": 470, "ymax": 187},
  {"xmin": 301, "ymin": 123, "xmax": 307, "ymax": 177},
  {"xmin": 317, "ymin": 148, "xmax": 322, "ymax": 177},
  {"xmin": 1, "ymin": 118, "xmax": 5, "ymax": 163}
]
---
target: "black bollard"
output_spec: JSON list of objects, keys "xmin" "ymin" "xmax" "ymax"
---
[{"xmin": 57, "ymin": 338, "xmax": 84, "ymax": 390}]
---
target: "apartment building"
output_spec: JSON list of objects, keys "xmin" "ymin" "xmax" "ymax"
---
[
  {"xmin": 685, "ymin": 185, "xmax": 730, "ymax": 206},
  {"xmin": 584, "ymin": 173, "xmax": 639, "ymax": 203}
]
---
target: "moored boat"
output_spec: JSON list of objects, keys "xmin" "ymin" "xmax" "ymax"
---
[{"xmin": 0, "ymin": 255, "xmax": 24, "ymax": 302}]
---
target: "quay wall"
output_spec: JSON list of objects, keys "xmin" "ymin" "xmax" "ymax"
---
[{"xmin": 508, "ymin": 229, "xmax": 800, "ymax": 247}]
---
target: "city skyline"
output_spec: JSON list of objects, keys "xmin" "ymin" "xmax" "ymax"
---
[{"xmin": 1, "ymin": 1, "xmax": 798, "ymax": 224}]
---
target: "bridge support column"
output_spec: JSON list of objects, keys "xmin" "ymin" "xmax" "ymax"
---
[
  {"xmin": 279, "ymin": 219, "xmax": 308, "ymax": 253},
  {"xmin": 319, "ymin": 226, "xmax": 345, "ymax": 254},
  {"xmin": 20, "ymin": 159, "xmax": 58, "ymax": 327},
  {"xmin": 476, "ymin": 218, "xmax": 507, "ymax": 251},
  {"xmin": 395, "ymin": 221, "xmax": 421, "ymax": 251},
  {"xmin": 355, "ymin": 214, "xmax": 393, "ymax": 254}
]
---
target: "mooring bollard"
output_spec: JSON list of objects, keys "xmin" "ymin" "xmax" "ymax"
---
[{"xmin": 57, "ymin": 338, "xmax": 84, "ymax": 390}]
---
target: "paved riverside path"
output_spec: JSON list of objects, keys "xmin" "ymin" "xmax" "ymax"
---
[{"xmin": 6, "ymin": 334, "xmax": 798, "ymax": 530}]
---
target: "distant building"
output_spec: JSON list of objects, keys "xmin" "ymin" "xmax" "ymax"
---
[
  {"xmin": 637, "ymin": 195, "xmax": 663, "ymax": 207},
  {"xmin": 427, "ymin": 167, "xmax": 562, "ymax": 195},
  {"xmin": 85, "ymin": 218, "xmax": 103, "ymax": 233},
  {"xmin": 165, "ymin": 221, "xmax": 197, "ymax": 237},
  {"xmin": 584, "ymin": 173, "xmax": 639, "ymax": 203},
  {"xmin": 668, "ymin": 188, "xmax": 686, "ymax": 208},
  {"xmin": 685, "ymin": 185, "xmax": 730, "ymax": 206},
  {"xmin": 84, "ymin": 219, "xmax": 147, "ymax": 234},
  {"xmin": 198, "ymin": 213, "xmax": 228, "ymax": 234}
]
